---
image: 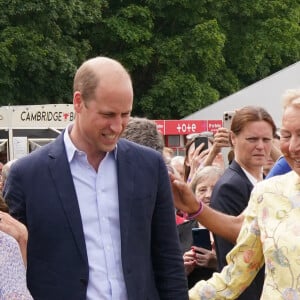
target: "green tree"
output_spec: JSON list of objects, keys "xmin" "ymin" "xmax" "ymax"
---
[
  {"xmin": 89, "ymin": 0, "xmax": 299, "ymax": 119},
  {"xmin": 0, "ymin": 0, "xmax": 299, "ymax": 120},
  {"xmin": 0, "ymin": 0, "xmax": 106, "ymax": 105},
  {"xmin": 212, "ymin": 0, "xmax": 300, "ymax": 86},
  {"xmin": 89, "ymin": 1, "xmax": 226, "ymax": 119}
]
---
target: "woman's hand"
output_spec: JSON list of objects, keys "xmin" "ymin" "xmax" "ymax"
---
[
  {"xmin": 169, "ymin": 173, "xmax": 200, "ymax": 214},
  {"xmin": 0, "ymin": 211, "xmax": 28, "ymax": 266},
  {"xmin": 210, "ymin": 127, "xmax": 230, "ymax": 154},
  {"xmin": 188, "ymin": 143, "xmax": 209, "ymax": 183},
  {"xmin": 192, "ymin": 246, "xmax": 217, "ymax": 270},
  {"xmin": 202, "ymin": 127, "xmax": 230, "ymax": 168},
  {"xmin": 183, "ymin": 249, "xmax": 196, "ymax": 275}
]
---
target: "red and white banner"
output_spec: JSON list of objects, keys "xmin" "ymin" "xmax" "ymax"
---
[{"xmin": 154, "ymin": 120, "xmax": 222, "ymax": 135}]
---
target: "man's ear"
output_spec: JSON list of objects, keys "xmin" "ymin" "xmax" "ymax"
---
[{"xmin": 73, "ymin": 91, "xmax": 83, "ymax": 113}]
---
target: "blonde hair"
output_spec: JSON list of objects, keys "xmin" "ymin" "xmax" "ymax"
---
[
  {"xmin": 0, "ymin": 195, "xmax": 8, "ymax": 212},
  {"xmin": 2, "ymin": 159, "xmax": 18, "ymax": 183},
  {"xmin": 282, "ymin": 89, "xmax": 300, "ymax": 109}
]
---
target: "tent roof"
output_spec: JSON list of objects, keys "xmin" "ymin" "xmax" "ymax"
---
[{"xmin": 184, "ymin": 61, "xmax": 300, "ymax": 128}]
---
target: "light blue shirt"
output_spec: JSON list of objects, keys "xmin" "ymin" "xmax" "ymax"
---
[{"xmin": 64, "ymin": 125, "xmax": 128, "ymax": 300}]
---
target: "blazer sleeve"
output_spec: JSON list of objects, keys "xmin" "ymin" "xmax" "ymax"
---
[
  {"xmin": 3, "ymin": 161, "xmax": 27, "ymax": 225},
  {"xmin": 150, "ymin": 155, "xmax": 189, "ymax": 299},
  {"xmin": 210, "ymin": 175, "xmax": 253, "ymax": 270}
]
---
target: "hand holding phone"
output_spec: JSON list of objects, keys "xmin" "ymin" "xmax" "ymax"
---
[
  {"xmin": 192, "ymin": 228, "xmax": 212, "ymax": 250},
  {"xmin": 223, "ymin": 111, "xmax": 235, "ymax": 130},
  {"xmin": 194, "ymin": 136, "xmax": 209, "ymax": 152}
]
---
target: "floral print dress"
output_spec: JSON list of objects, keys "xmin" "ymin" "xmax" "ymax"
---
[
  {"xmin": 190, "ymin": 171, "xmax": 300, "ymax": 300},
  {"xmin": 0, "ymin": 230, "xmax": 32, "ymax": 299}
]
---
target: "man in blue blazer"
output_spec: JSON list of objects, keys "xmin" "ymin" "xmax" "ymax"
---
[{"xmin": 4, "ymin": 57, "xmax": 188, "ymax": 300}]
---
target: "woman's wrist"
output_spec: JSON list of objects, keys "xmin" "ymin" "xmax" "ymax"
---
[
  {"xmin": 187, "ymin": 201, "xmax": 204, "ymax": 220},
  {"xmin": 17, "ymin": 226, "xmax": 28, "ymax": 267},
  {"xmin": 16, "ymin": 224, "xmax": 28, "ymax": 244}
]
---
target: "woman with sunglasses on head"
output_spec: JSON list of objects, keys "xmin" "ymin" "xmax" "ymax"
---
[{"xmin": 184, "ymin": 129, "xmax": 228, "ymax": 185}]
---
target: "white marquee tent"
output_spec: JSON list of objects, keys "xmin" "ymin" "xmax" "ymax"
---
[{"xmin": 184, "ymin": 61, "xmax": 300, "ymax": 128}]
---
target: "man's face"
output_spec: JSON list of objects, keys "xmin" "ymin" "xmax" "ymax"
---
[
  {"xmin": 231, "ymin": 121, "xmax": 273, "ymax": 171},
  {"xmin": 280, "ymin": 106, "xmax": 300, "ymax": 176},
  {"xmin": 74, "ymin": 77, "xmax": 133, "ymax": 156}
]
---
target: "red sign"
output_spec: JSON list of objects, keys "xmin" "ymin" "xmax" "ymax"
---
[
  {"xmin": 154, "ymin": 120, "xmax": 222, "ymax": 135},
  {"xmin": 155, "ymin": 120, "xmax": 165, "ymax": 135},
  {"xmin": 207, "ymin": 120, "xmax": 223, "ymax": 133}
]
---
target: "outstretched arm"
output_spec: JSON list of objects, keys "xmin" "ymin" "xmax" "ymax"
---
[
  {"xmin": 202, "ymin": 127, "xmax": 229, "ymax": 168},
  {"xmin": 170, "ymin": 173, "xmax": 243, "ymax": 244}
]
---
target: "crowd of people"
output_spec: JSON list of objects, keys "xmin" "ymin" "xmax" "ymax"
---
[
  {"xmin": 171, "ymin": 88, "xmax": 300, "ymax": 299},
  {"xmin": 0, "ymin": 55, "xmax": 299, "ymax": 300}
]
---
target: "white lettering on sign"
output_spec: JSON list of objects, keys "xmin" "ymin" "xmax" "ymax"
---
[
  {"xmin": 20, "ymin": 111, "xmax": 75, "ymax": 122},
  {"xmin": 208, "ymin": 123, "xmax": 220, "ymax": 129},
  {"xmin": 176, "ymin": 123, "xmax": 197, "ymax": 133}
]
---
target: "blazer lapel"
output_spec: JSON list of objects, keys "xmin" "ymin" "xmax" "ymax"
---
[
  {"xmin": 48, "ymin": 134, "xmax": 88, "ymax": 264},
  {"xmin": 230, "ymin": 160, "xmax": 254, "ymax": 189},
  {"xmin": 116, "ymin": 139, "xmax": 135, "ymax": 250}
]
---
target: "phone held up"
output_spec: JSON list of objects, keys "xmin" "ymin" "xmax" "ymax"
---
[
  {"xmin": 192, "ymin": 228, "xmax": 212, "ymax": 250},
  {"xmin": 194, "ymin": 136, "xmax": 209, "ymax": 152},
  {"xmin": 223, "ymin": 111, "xmax": 235, "ymax": 130}
]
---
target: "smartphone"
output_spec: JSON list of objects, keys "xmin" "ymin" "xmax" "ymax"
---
[
  {"xmin": 194, "ymin": 136, "xmax": 209, "ymax": 152},
  {"xmin": 223, "ymin": 111, "xmax": 235, "ymax": 130},
  {"xmin": 192, "ymin": 228, "xmax": 212, "ymax": 250}
]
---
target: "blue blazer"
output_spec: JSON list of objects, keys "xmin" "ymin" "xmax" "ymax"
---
[
  {"xmin": 4, "ymin": 133, "xmax": 188, "ymax": 300},
  {"xmin": 210, "ymin": 160, "xmax": 264, "ymax": 300}
]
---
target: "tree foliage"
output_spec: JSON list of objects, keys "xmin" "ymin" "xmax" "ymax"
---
[
  {"xmin": 214, "ymin": 0, "xmax": 300, "ymax": 84},
  {"xmin": 0, "ymin": 0, "xmax": 105, "ymax": 105},
  {"xmin": 0, "ymin": 0, "xmax": 299, "ymax": 119}
]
